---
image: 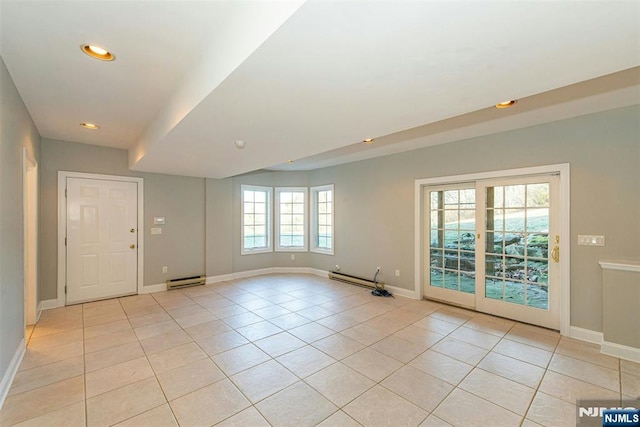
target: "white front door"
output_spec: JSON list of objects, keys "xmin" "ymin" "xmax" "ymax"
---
[{"xmin": 66, "ymin": 177, "xmax": 138, "ymax": 304}]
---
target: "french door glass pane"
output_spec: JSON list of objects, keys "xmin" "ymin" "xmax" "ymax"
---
[
  {"xmin": 485, "ymin": 183, "xmax": 550, "ymax": 309},
  {"xmin": 429, "ymin": 188, "xmax": 476, "ymax": 294}
]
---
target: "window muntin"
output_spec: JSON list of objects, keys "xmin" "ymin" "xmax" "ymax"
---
[
  {"xmin": 275, "ymin": 187, "xmax": 307, "ymax": 251},
  {"xmin": 311, "ymin": 185, "xmax": 334, "ymax": 254},
  {"xmin": 241, "ymin": 185, "xmax": 272, "ymax": 254}
]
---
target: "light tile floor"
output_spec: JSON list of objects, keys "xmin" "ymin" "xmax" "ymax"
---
[{"xmin": 2, "ymin": 274, "xmax": 639, "ymax": 426}]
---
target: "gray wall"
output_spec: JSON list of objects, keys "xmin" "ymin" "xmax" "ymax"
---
[
  {"xmin": 39, "ymin": 139, "xmax": 206, "ymax": 299},
  {"xmin": 0, "ymin": 57, "xmax": 40, "ymax": 383},
  {"xmin": 308, "ymin": 105, "xmax": 640, "ymax": 332}
]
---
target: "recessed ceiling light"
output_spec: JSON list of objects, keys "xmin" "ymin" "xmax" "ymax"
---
[
  {"xmin": 81, "ymin": 44, "xmax": 115, "ymax": 61},
  {"xmin": 287, "ymin": 160, "xmax": 294, "ymax": 164},
  {"xmin": 496, "ymin": 100, "xmax": 517, "ymax": 108},
  {"xmin": 80, "ymin": 122, "xmax": 100, "ymax": 130},
  {"xmin": 234, "ymin": 140, "xmax": 246, "ymax": 149},
  {"xmin": 363, "ymin": 138, "xmax": 375, "ymax": 144}
]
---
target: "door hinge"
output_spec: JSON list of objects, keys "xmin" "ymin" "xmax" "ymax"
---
[
  {"xmin": 65, "ymin": 188, "xmax": 67, "ymax": 198},
  {"xmin": 65, "ymin": 237, "xmax": 67, "ymax": 246},
  {"xmin": 65, "ymin": 286, "xmax": 67, "ymax": 295}
]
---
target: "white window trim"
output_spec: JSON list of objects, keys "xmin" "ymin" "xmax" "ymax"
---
[
  {"xmin": 241, "ymin": 184, "xmax": 273, "ymax": 255},
  {"xmin": 310, "ymin": 184, "xmax": 334, "ymax": 255},
  {"xmin": 275, "ymin": 187, "xmax": 308, "ymax": 252}
]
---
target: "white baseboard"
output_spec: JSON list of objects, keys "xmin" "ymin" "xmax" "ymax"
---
[
  {"xmin": 0, "ymin": 339, "xmax": 25, "ymax": 411},
  {"xmin": 40, "ymin": 298, "xmax": 61, "ymax": 310},
  {"xmin": 206, "ymin": 267, "xmax": 328, "ymax": 285},
  {"xmin": 568, "ymin": 326, "xmax": 603, "ymax": 345},
  {"xmin": 601, "ymin": 341, "xmax": 640, "ymax": 363},
  {"xmin": 139, "ymin": 283, "xmax": 168, "ymax": 294}
]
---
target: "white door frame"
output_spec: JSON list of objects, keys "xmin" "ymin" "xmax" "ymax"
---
[
  {"xmin": 57, "ymin": 171, "xmax": 144, "ymax": 307},
  {"xmin": 23, "ymin": 148, "xmax": 38, "ymax": 325},
  {"xmin": 415, "ymin": 163, "xmax": 571, "ymax": 335}
]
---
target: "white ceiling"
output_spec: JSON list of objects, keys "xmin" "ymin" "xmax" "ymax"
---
[{"xmin": 1, "ymin": 1, "xmax": 639, "ymax": 179}]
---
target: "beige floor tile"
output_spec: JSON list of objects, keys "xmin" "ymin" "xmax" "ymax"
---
[
  {"xmin": 459, "ymin": 368, "xmax": 535, "ymax": 415},
  {"xmin": 316, "ymin": 313, "xmax": 361, "ymax": 332},
  {"xmin": 215, "ymin": 407, "xmax": 271, "ymax": 426},
  {"xmin": 170, "ymin": 379, "xmax": 250, "ymax": 426},
  {"xmin": 621, "ymin": 359, "xmax": 640, "ymax": 377},
  {"xmin": 86, "ymin": 377, "xmax": 166, "ymax": 427},
  {"xmin": 239, "ymin": 298, "xmax": 274, "ymax": 311},
  {"xmin": 276, "ymin": 345, "xmax": 336, "ymax": 378},
  {"xmin": 147, "ymin": 342, "xmax": 207, "ymax": 374},
  {"xmin": 342, "ymin": 348, "xmax": 403, "ymax": 382},
  {"xmin": 197, "ymin": 330, "xmax": 249, "ymax": 356},
  {"xmin": 212, "ymin": 343, "xmax": 271, "ymax": 375},
  {"xmin": 139, "ymin": 329, "xmax": 193, "ymax": 355},
  {"xmin": 413, "ymin": 316, "xmax": 460, "ymax": 335},
  {"xmin": 434, "ymin": 388, "xmax": 522, "ymax": 427},
  {"xmin": 86, "ymin": 356, "xmax": 154, "ymax": 398},
  {"xmin": 430, "ymin": 307, "xmax": 474, "ymax": 325},
  {"xmin": 538, "ymin": 370, "xmax": 619, "ymax": 404},
  {"xmin": 521, "ymin": 419, "xmax": 544, "ymax": 427},
  {"xmin": 492, "ymin": 338, "xmax": 553, "ymax": 368},
  {"xmin": 113, "ymin": 404, "xmax": 177, "ymax": 427},
  {"xmin": 312, "ymin": 333, "xmax": 365, "ymax": 360},
  {"xmin": 156, "ymin": 357, "xmax": 225, "ymax": 401},
  {"xmin": 340, "ymin": 324, "xmax": 391, "ymax": 346},
  {"xmin": 449, "ymin": 326, "xmax": 502, "ymax": 350},
  {"xmin": 622, "ymin": 373, "xmax": 640, "ymax": 397},
  {"xmin": 382, "ymin": 365, "xmax": 453, "ymax": 412},
  {"xmin": 306, "ymin": 362, "xmax": 375, "ymax": 407},
  {"xmin": 9, "ymin": 355, "xmax": 84, "ymax": 396},
  {"xmin": 371, "ymin": 335, "xmax": 427, "ymax": 363},
  {"xmin": 231, "ymin": 359, "xmax": 298, "ymax": 403},
  {"xmin": 526, "ymin": 392, "xmax": 576, "ymax": 427},
  {"xmin": 31, "ymin": 318, "xmax": 83, "ymax": 339},
  {"xmin": 409, "ymin": 350, "xmax": 473, "ymax": 385},
  {"xmin": 478, "ymin": 351, "xmax": 545, "ymax": 388},
  {"xmin": 296, "ymin": 305, "xmax": 335, "ymax": 321},
  {"xmin": 19, "ymin": 340, "xmax": 84, "ymax": 371},
  {"xmin": 208, "ymin": 303, "xmax": 248, "ymax": 318},
  {"xmin": 254, "ymin": 332, "xmax": 306, "ymax": 357},
  {"xmin": 269, "ymin": 312, "xmax": 313, "ymax": 329},
  {"xmin": 256, "ymin": 381, "xmax": 338, "ymax": 427},
  {"xmin": 403, "ymin": 300, "xmax": 445, "ymax": 316},
  {"xmin": 84, "ymin": 329, "xmax": 138, "ymax": 354},
  {"xmin": 235, "ymin": 320, "xmax": 283, "ymax": 341},
  {"xmin": 174, "ymin": 310, "xmax": 218, "ymax": 329},
  {"xmin": 122, "ymin": 304, "xmax": 165, "ymax": 318},
  {"xmin": 0, "ymin": 376, "xmax": 85, "ymax": 426},
  {"xmin": 288, "ymin": 322, "xmax": 335, "ymax": 343},
  {"xmin": 84, "ymin": 319, "xmax": 131, "ymax": 339},
  {"xmin": 556, "ymin": 337, "xmax": 619, "ymax": 369},
  {"xmin": 83, "ymin": 311, "xmax": 128, "ymax": 328},
  {"xmin": 133, "ymin": 319, "xmax": 181, "ymax": 340},
  {"xmin": 344, "ymin": 385, "xmax": 427, "ymax": 427},
  {"xmin": 183, "ymin": 319, "xmax": 232, "ymax": 340},
  {"xmin": 505, "ymin": 328, "xmax": 559, "ymax": 352},
  {"xmin": 431, "ymin": 337, "xmax": 489, "ymax": 365},
  {"xmin": 393, "ymin": 325, "xmax": 445, "ymax": 348},
  {"xmin": 549, "ymin": 353, "xmax": 619, "ymax": 391},
  {"xmin": 462, "ymin": 314, "xmax": 515, "ymax": 337},
  {"xmin": 316, "ymin": 410, "xmax": 362, "ymax": 427},
  {"xmin": 83, "ymin": 304, "xmax": 124, "ymax": 321},
  {"xmin": 127, "ymin": 311, "xmax": 172, "ymax": 328},
  {"xmin": 419, "ymin": 415, "xmax": 454, "ymax": 426},
  {"xmin": 223, "ymin": 312, "xmax": 264, "ymax": 328},
  {"xmin": 85, "ymin": 341, "xmax": 145, "ymax": 373},
  {"xmin": 12, "ymin": 400, "xmax": 85, "ymax": 427},
  {"xmin": 166, "ymin": 304, "xmax": 205, "ymax": 319},
  {"xmin": 28, "ymin": 328, "xmax": 83, "ymax": 351}
]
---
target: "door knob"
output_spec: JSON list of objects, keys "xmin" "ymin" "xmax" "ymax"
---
[
  {"xmin": 130, "ymin": 228, "xmax": 135, "ymax": 233},
  {"xmin": 130, "ymin": 244, "xmax": 136, "ymax": 249}
]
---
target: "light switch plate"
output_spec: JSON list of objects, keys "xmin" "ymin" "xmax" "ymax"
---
[
  {"xmin": 577, "ymin": 235, "xmax": 605, "ymax": 246},
  {"xmin": 154, "ymin": 217, "xmax": 165, "ymax": 225},
  {"xmin": 151, "ymin": 227, "xmax": 162, "ymax": 235}
]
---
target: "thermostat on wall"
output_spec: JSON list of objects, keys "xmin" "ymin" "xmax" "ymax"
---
[{"xmin": 154, "ymin": 217, "xmax": 166, "ymax": 225}]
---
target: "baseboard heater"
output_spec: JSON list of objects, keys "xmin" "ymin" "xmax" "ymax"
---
[
  {"xmin": 166, "ymin": 275, "xmax": 206, "ymax": 290},
  {"xmin": 328, "ymin": 271, "xmax": 384, "ymax": 290}
]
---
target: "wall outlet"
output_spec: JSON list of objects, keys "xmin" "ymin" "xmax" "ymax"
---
[
  {"xmin": 162, "ymin": 266, "xmax": 167, "ymax": 273},
  {"xmin": 290, "ymin": 254, "xmax": 295, "ymax": 261},
  {"xmin": 151, "ymin": 227, "xmax": 162, "ymax": 235},
  {"xmin": 395, "ymin": 269, "xmax": 400, "ymax": 277},
  {"xmin": 335, "ymin": 264, "xmax": 340, "ymax": 271}
]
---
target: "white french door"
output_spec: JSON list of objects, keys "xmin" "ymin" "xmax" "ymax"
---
[
  {"xmin": 424, "ymin": 174, "xmax": 561, "ymax": 330},
  {"xmin": 66, "ymin": 177, "xmax": 139, "ymax": 304}
]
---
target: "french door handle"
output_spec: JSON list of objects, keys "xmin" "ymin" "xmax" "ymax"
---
[{"xmin": 551, "ymin": 236, "xmax": 560, "ymax": 263}]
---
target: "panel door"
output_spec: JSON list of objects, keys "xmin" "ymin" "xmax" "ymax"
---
[{"xmin": 66, "ymin": 178, "xmax": 138, "ymax": 304}]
